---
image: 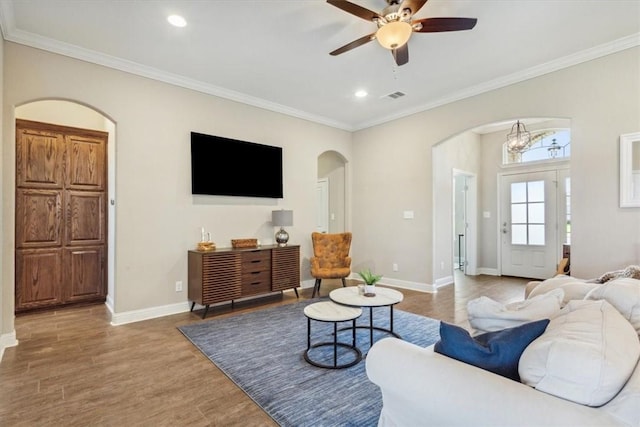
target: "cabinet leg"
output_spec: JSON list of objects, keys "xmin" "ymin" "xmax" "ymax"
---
[
  {"xmin": 190, "ymin": 301, "xmax": 196, "ymax": 312},
  {"xmin": 202, "ymin": 305, "xmax": 210, "ymax": 319},
  {"xmin": 294, "ymin": 288, "xmax": 299, "ymax": 298}
]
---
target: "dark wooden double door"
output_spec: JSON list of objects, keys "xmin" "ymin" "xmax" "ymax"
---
[{"xmin": 15, "ymin": 119, "xmax": 108, "ymax": 312}]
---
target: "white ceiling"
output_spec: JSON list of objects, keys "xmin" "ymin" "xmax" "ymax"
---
[{"xmin": 0, "ymin": 0, "xmax": 639, "ymax": 131}]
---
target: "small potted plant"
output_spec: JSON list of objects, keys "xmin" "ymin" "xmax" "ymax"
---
[{"xmin": 358, "ymin": 269, "xmax": 382, "ymax": 297}]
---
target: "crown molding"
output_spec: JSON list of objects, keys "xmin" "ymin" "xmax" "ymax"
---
[
  {"xmin": 353, "ymin": 32, "xmax": 640, "ymax": 131},
  {"xmin": 0, "ymin": 2, "xmax": 353, "ymax": 131},
  {"xmin": 0, "ymin": 0, "xmax": 637, "ymax": 133}
]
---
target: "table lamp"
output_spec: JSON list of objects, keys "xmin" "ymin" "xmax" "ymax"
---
[{"xmin": 272, "ymin": 209, "xmax": 293, "ymax": 246}]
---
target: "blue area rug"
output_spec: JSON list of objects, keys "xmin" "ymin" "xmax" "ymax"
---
[{"xmin": 178, "ymin": 297, "xmax": 440, "ymax": 427}]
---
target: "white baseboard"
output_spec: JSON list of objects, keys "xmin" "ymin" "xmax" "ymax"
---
[
  {"xmin": 110, "ymin": 301, "xmax": 192, "ymax": 326},
  {"xmin": 434, "ymin": 275, "xmax": 454, "ymax": 288},
  {"xmin": 0, "ymin": 330, "xmax": 19, "ymax": 362},
  {"xmin": 477, "ymin": 268, "xmax": 499, "ymax": 276},
  {"xmin": 300, "ymin": 279, "xmax": 315, "ymax": 289},
  {"xmin": 110, "ymin": 288, "xmax": 304, "ymax": 326},
  {"xmin": 109, "ymin": 272, "xmax": 462, "ymax": 326},
  {"xmin": 105, "ymin": 294, "xmax": 115, "ymax": 314},
  {"xmin": 348, "ymin": 274, "xmax": 439, "ymax": 293}
]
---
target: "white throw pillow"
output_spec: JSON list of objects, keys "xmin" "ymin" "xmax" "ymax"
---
[
  {"xmin": 527, "ymin": 275, "xmax": 600, "ymax": 306},
  {"xmin": 519, "ymin": 300, "xmax": 640, "ymax": 407},
  {"xmin": 467, "ymin": 288, "xmax": 563, "ymax": 333},
  {"xmin": 586, "ymin": 277, "xmax": 640, "ymax": 335}
]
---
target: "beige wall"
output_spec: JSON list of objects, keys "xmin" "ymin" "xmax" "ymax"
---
[
  {"xmin": 352, "ymin": 46, "xmax": 640, "ymax": 285},
  {"xmin": 433, "ymin": 131, "xmax": 481, "ymax": 284},
  {"xmin": 1, "ymin": 42, "xmax": 352, "ymax": 333},
  {"xmin": 1, "ymin": 40, "xmax": 639, "ymax": 340}
]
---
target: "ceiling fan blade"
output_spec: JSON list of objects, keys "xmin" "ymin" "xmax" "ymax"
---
[
  {"xmin": 330, "ymin": 33, "xmax": 376, "ymax": 56},
  {"xmin": 400, "ymin": 0, "xmax": 429, "ymax": 16},
  {"xmin": 392, "ymin": 44, "xmax": 409, "ymax": 66},
  {"xmin": 326, "ymin": 0, "xmax": 381, "ymax": 22},
  {"xmin": 413, "ymin": 17, "xmax": 478, "ymax": 33}
]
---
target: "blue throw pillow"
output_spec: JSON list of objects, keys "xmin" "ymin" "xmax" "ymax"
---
[{"xmin": 434, "ymin": 319, "xmax": 550, "ymax": 381}]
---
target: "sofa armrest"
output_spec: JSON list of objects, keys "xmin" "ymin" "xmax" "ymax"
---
[{"xmin": 366, "ymin": 338, "xmax": 625, "ymax": 427}]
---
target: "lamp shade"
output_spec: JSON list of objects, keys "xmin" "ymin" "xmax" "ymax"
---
[
  {"xmin": 272, "ymin": 210, "xmax": 293, "ymax": 227},
  {"xmin": 376, "ymin": 21, "xmax": 412, "ymax": 50}
]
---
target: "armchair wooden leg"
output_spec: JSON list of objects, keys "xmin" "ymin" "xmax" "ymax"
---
[
  {"xmin": 312, "ymin": 278, "xmax": 322, "ymax": 298},
  {"xmin": 341, "ymin": 278, "xmax": 347, "ymax": 288}
]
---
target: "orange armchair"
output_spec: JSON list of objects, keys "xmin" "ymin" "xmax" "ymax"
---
[{"xmin": 310, "ymin": 232, "xmax": 352, "ymax": 298}]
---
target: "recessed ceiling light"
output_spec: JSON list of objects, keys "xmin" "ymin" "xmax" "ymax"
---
[
  {"xmin": 167, "ymin": 15, "xmax": 187, "ymax": 27},
  {"xmin": 355, "ymin": 90, "xmax": 368, "ymax": 98}
]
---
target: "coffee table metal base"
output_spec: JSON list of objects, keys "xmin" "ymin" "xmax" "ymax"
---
[
  {"xmin": 304, "ymin": 302, "xmax": 363, "ymax": 369},
  {"xmin": 329, "ymin": 288, "xmax": 405, "ymax": 350},
  {"xmin": 338, "ymin": 306, "xmax": 401, "ymax": 349}
]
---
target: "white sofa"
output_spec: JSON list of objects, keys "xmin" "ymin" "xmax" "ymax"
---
[
  {"xmin": 367, "ymin": 339, "xmax": 640, "ymax": 427},
  {"xmin": 366, "ymin": 274, "xmax": 640, "ymax": 427}
]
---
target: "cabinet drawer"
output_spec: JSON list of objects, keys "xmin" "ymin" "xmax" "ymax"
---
[
  {"xmin": 242, "ymin": 270, "xmax": 271, "ymax": 295},
  {"xmin": 242, "ymin": 250, "xmax": 271, "ymax": 273},
  {"xmin": 242, "ymin": 250, "xmax": 271, "ymax": 262}
]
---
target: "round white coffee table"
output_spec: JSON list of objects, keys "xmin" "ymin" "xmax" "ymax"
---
[
  {"xmin": 303, "ymin": 301, "xmax": 363, "ymax": 369},
  {"xmin": 329, "ymin": 286, "xmax": 404, "ymax": 348}
]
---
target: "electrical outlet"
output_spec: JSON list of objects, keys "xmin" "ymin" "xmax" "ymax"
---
[
  {"xmin": 392, "ymin": 263, "xmax": 398, "ymax": 272},
  {"xmin": 175, "ymin": 281, "xmax": 183, "ymax": 292}
]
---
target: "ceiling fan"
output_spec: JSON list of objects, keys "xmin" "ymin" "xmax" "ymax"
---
[{"xmin": 327, "ymin": 0, "xmax": 477, "ymax": 66}]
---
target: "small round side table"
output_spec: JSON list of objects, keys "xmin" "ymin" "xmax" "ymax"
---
[{"xmin": 303, "ymin": 301, "xmax": 363, "ymax": 369}]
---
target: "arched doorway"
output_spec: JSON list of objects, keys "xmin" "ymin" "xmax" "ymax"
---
[
  {"xmin": 14, "ymin": 100, "xmax": 116, "ymax": 313},
  {"xmin": 432, "ymin": 118, "xmax": 571, "ymax": 284}
]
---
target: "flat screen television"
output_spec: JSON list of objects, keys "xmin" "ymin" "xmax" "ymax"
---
[{"xmin": 190, "ymin": 132, "xmax": 283, "ymax": 198}]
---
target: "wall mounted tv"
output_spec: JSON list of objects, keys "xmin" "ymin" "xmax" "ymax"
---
[{"xmin": 190, "ymin": 132, "xmax": 283, "ymax": 198}]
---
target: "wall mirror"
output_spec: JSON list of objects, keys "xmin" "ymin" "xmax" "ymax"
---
[{"xmin": 620, "ymin": 131, "xmax": 640, "ymax": 207}]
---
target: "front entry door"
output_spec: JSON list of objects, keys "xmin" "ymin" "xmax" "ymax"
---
[
  {"xmin": 15, "ymin": 119, "xmax": 108, "ymax": 312},
  {"xmin": 500, "ymin": 170, "xmax": 558, "ymax": 279}
]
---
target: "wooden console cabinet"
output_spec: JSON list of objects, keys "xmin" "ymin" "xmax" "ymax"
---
[{"xmin": 188, "ymin": 245, "xmax": 300, "ymax": 318}]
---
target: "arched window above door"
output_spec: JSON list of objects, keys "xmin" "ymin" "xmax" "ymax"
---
[{"xmin": 504, "ymin": 128, "xmax": 571, "ymax": 165}]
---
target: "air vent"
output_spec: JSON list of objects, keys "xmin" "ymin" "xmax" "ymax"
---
[{"xmin": 385, "ymin": 91, "xmax": 406, "ymax": 100}]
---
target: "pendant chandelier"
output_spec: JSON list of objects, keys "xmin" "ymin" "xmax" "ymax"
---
[{"xmin": 506, "ymin": 120, "xmax": 532, "ymax": 154}]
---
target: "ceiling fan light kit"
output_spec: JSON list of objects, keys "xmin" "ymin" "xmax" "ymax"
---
[
  {"xmin": 327, "ymin": 0, "xmax": 477, "ymax": 66},
  {"xmin": 376, "ymin": 21, "xmax": 413, "ymax": 49}
]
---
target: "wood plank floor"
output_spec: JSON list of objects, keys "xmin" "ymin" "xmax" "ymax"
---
[{"xmin": 0, "ymin": 272, "xmax": 528, "ymax": 426}]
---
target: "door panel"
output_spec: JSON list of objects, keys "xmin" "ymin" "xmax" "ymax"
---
[
  {"xmin": 66, "ymin": 134, "xmax": 106, "ymax": 190},
  {"xmin": 16, "ymin": 128, "xmax": 64, "ymax": 189},
  {"xmin": 66, "ymin": 247, "xmax": 104, "ymax": 301},
  {"xmin": 66, "ymin": 191, "xmax": 104, "ymax": 245},
  {"xmin": 15, "ymin": 189, "xmax": 63, "ymax": 248},
  {"xmin": 500, "ymin": 171, "xmax": 558, "ymax": 279},
  {"xmin": 16, "ymin": 250, "xmax": 63, "ymax": 309}
]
